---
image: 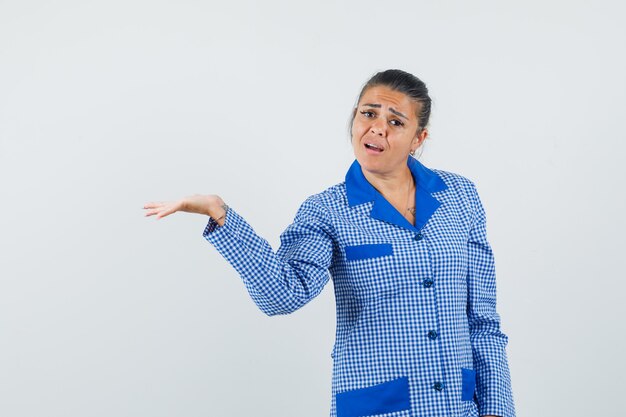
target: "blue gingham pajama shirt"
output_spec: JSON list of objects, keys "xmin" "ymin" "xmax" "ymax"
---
[{"xmin": 203, "ymin": 157, "xmax": 515, "ymax": 417}]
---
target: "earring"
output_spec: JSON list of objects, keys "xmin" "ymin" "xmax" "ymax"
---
[{"xmin": 410, "ymin": 149, "xmax": 416, "ymax": 156}]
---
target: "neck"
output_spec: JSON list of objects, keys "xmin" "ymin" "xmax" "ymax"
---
[{"xmin": 361, "ymin": 166, "xmax": 414, "ymax": 197}]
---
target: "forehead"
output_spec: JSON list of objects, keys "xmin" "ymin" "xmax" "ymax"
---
[{"xmin": 358, "ymin": 86, "xmax": 418, "ymax": 117}]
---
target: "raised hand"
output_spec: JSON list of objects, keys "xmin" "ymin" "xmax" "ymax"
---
[{"xmin": 143, "ymin": 194, "xmax": 228, "ymax": 225}]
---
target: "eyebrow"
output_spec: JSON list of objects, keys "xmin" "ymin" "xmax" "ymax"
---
[{"xmin": 361, "ymin": 103, "xmax": 408, "ymax": 120}]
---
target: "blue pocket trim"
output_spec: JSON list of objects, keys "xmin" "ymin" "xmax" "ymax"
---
[
  {"xmin": 461, "ymin": 368, "xmax": 477, "ymax": 401},
  {"xmin": 336, "ymin": 376, "xmax": 410, "ymax": 417},
  {"xmin": 345, "ymin": 243, "xmax": 393, "ymax": 261}
]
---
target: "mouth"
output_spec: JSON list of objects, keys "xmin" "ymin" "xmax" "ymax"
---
[{"xmin": 364, "ymin": 143, "xmax": 384, "ymax": 153}]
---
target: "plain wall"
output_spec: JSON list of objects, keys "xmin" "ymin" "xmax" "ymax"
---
[{"xmin": 1, "ymin": 1, "xmax": 625, "ymax": 416}]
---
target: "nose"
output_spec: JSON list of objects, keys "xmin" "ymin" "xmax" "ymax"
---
[{"xmin": 370, "ymin": 118, "xmax": 386, "ymax": 136}]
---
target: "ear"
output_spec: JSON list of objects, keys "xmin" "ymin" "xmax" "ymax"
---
[
  {"xmin": 413, "ymin": 128, "xmax": 428, "ymax": 149},
  {"xmin": 349, "ymin": 108, "xmax": 358, "ymax": 136}
]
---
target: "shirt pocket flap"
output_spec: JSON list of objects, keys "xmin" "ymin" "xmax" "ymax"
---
[
  {"xmin": 336, "ymin": 376, "xmax": 410, "ymax": 417},
  {"xmin": 345, "ymin": 243, "xmax": 393, "ymax": 261}
]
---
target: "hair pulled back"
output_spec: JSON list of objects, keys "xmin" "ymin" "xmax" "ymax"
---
[{"xmin": 351, "ymin": 69, "xmax": 432, "ymax": 134}]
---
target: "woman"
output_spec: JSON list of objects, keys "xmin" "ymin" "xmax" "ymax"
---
[{"xmin": 144, "ymin": 69, "xmax": 515, "ymax": 417}]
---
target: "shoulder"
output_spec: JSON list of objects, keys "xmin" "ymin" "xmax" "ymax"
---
[
  {"xmin": 429, "ymin": 167, "xmax": 484, "ymax": 219},
  {"xmin": 293, "ymin": 182, "xmax": 347, "ymax": 222},
  {"xmin": 431, "ymin": 168, "xmax": 476, "ymax": 192},
  {"xmin": 431, "ymin": 167, "xmax": 481, "ymax": 199},
  {"xmin": 305, "ymin": 182, "xmax": 347, "ymax": 206}
]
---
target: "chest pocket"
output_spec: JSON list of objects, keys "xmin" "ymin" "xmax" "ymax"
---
[
  {"xmin": 343, "ymin": 243, "xmax": 400, "ymax": 299},
  {"xmin": 345, "ymin": 243, "xmax": 393, "ymax": 261}
]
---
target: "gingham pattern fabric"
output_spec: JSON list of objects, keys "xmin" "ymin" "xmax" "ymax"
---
[{"xmin": 203, "ymin": 158, "xmax": 515, "ymax": 417}]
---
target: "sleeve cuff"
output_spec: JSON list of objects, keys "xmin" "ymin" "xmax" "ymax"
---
[{"xmin": 202, "ymin": 205, "xmax": 231, "ymax": 238}]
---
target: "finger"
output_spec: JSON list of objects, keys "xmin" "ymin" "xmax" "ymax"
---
[
  {"xmin": 155, "ymin": 206, "xmax": 178, "ymax": 219},
  {"xmin": 143, "ymin": 201, "xmax": 166, "ymax": 209},
  {"xmin": 144, "ymin": 209, "xmax": 160, "ymax": 217}
]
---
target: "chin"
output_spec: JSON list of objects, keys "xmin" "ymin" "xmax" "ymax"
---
[
  {"xmin": 356, "ymin": 155, "xmax": 386, "ymax": 174},
  {"xmin": 358, "ymin": 152, "xmax": 409, "ymax": 176}
]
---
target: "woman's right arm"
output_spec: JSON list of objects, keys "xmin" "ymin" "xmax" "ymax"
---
[{"xmin": 144, "ymin": 195, "xmax": 334, "ymax": 316}]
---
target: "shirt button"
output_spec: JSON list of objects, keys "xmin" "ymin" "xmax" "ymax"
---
[
  {"xmin": 428, "ymin": 330, "xmax": 438, "ymax": 340},
  {"xmin": 422, "ymin": 278, "xmax": 434, "ymax": 288},
  {"xmin": 433, "ymin": 381, "xmax": 444, "ymax": 391},
  {"xmin": 414, "ymin": 233, "xmax": 424, "ymax": 241}
]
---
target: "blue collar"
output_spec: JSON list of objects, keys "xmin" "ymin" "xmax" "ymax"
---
[{"xmin": 345, "ymin": 157, "xmax": 448, "ymax": 232}]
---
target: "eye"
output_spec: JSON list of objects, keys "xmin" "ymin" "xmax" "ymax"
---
[
  {"xmin": 390, "ymin": 119, "xmax": 404, "ymax": 127},
  {"xmin": 360, "ymin": 110, "xmax": 375, "ymax": 118}
]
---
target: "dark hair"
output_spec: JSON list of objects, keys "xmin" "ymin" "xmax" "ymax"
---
[{"xmin": 350, "ymin": 69, "xmax": 432, "ymax": 134}]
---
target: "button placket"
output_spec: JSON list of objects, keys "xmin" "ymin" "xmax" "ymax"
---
[{"xmin": 409, "ymin": 227, "xmax": 445, "ymax": 397}]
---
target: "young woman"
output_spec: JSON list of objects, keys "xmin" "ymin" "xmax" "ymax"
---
[{"xmin": 144, "ymin": 69, "xmax": 515, "ymax": 417}]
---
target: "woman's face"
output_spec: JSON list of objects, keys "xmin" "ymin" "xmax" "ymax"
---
[{"xmin": 351, "ymin": 85, "xmax": 427, "ymax": 177}]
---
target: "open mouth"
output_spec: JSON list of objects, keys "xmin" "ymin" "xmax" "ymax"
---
[{"xmin": 364, "ymin": 143, "xmax": 384, "ymax": 153}]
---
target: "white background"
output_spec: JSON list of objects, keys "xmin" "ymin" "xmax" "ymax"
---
[{"xmin": 1, "ymin": 1, "xmax": 625, "ymax": 416}]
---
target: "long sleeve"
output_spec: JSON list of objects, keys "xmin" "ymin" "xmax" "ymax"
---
[
  {"xmin": 466, "ymin": 183, "xmax": 515, "ymax": 417},
  {"xmin": 202, "ymin": 197, "xmax": 335, "ymax": 316}
]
